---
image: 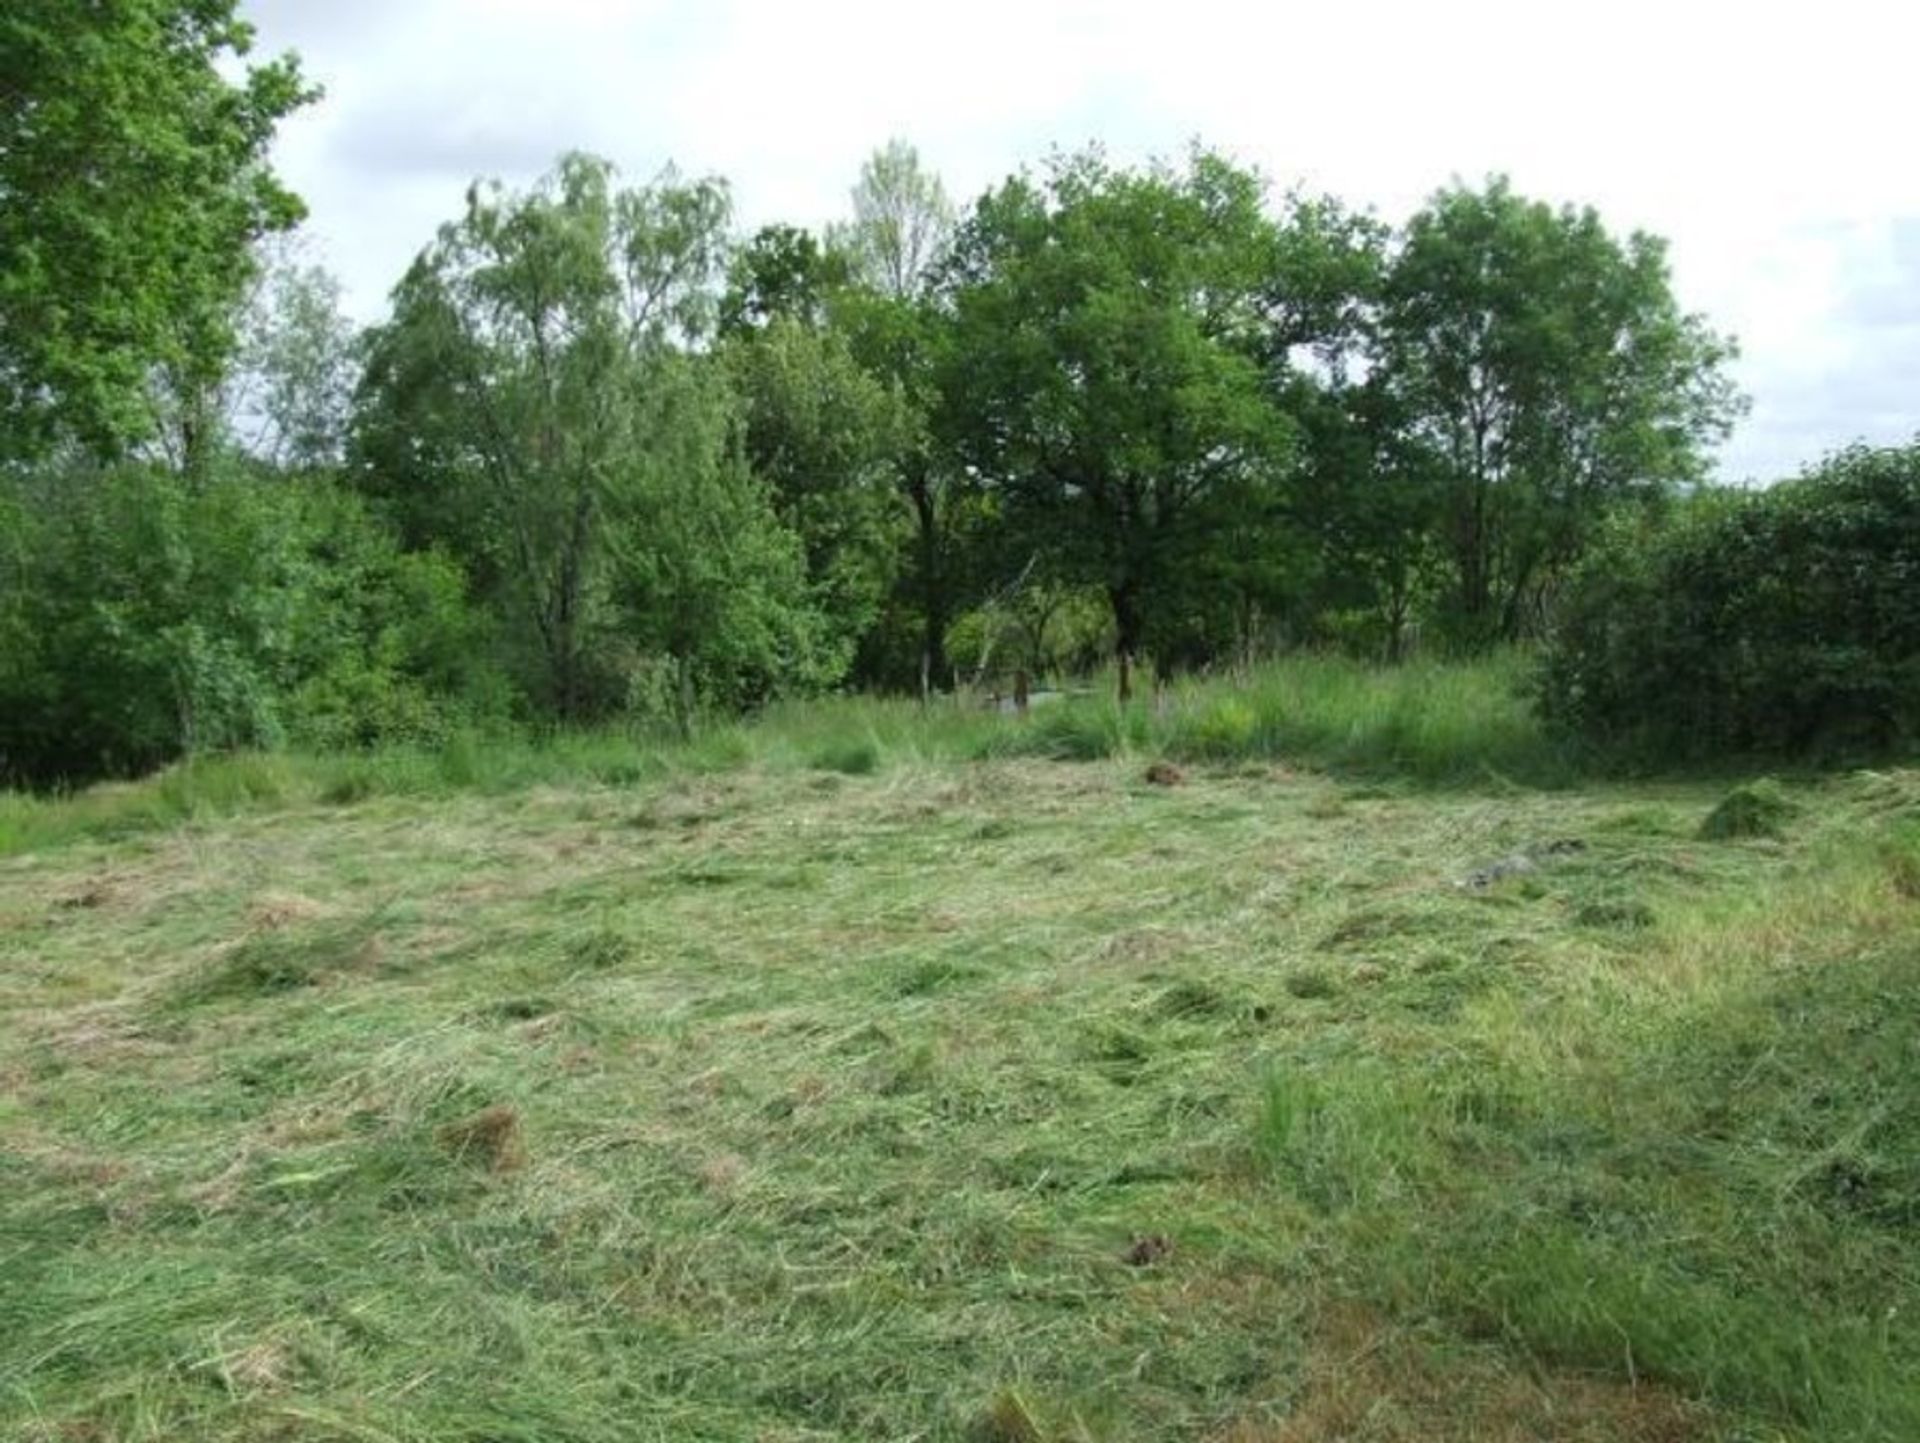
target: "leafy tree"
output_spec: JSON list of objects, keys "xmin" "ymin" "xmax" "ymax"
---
[
  {"xmin": 726, "ymin": 318, "xmax": 910, "ymax": 679},
  {"xmin": 719, "ymin": 224, "xmax": 850, "ymax": 337},
  {"xmin": 356, "ymin": 154, "xmax": 718, "ymax": 716},
  {"xmin": 354, "ymin": 153, "xmax": 819, "ymax": 721},
  {"xmin": 0, "ymin": 0, "xmax": 316, "ymax": 461},
  {"xmin": 1220, "ymin": 192, "xmax": 1393, "ymax": 658},
  {"xmin": 835, "ymin": 139, "xmax": 954, "ymax": 301},
  {"xmin": 1289, "ymin": 379, "xmax": 1445, "ymax": 659},
  {"xmin": 826, "ymin": 282, "xmax": 967, "ymax": 693},
  {"xmin": 827, "ymin": 142, "xmax": 968, "ymax": 694},
  {"xmin": 0, "ymin": 461, "xmax": 483, "ymax": 785},
  {"xmin": 719, "ymin": 147, "xmax": 968, "ymax": 696},
  {"xmin": 231, "ymin": 247, "xmax": 360, "ymax": 470},
  {"xmin": 943, "ymin": 147, "xmax": 1293, "ymax": 694},
  {"xmin": 1259, "ymin": 193, "xmax": 1388, "ymax": 373},
  {"xmin": 1376, "ymin": 177, "xmax": 1742, "ymax": 644},
  {"xmin": 609, "ymin": 358, "xmax": 825, "ymax": 732}
]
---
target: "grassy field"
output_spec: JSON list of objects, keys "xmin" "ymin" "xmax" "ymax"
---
[{"xmin": 3, "ymin": 667, "xmax": 1918, "ymax": 1440}]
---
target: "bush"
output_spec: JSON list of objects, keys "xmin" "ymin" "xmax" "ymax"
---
[
  {"xmin": 1539, "ymin": 443, "xmax": 1920, "ymax": 761},
  {"xmin": 0, "ymin": 461, "xmax": 497, "ymax": 787}
]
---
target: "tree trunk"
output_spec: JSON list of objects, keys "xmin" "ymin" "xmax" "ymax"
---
[
  {"xmin": 673, "ymin": 652, "xmax": 695, "ymax": 740},
  {"xmin": 911, "ymin": 475, "xmax": 947, "ymax": 698},
  {"xmin": 1110, "ymin": 581, "xmax": 1143, "ymax": 703},
  {"xmin": 921, "ymin": 604, "xmax": 948, "ymax": 704}
]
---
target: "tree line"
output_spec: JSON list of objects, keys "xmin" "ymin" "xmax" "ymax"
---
[{"xmin": 1, "ymin": 1, "xmax": 1747, "ymax": 785}]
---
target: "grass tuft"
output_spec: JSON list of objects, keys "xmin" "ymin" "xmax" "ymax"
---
[
  {"xmin": 1698, "ymin": 777, "xmax": 1799, "ymax": 839},
  {"xmin": 436, "ymin": 1104, "xmax": 526, "ymax": 1173}
]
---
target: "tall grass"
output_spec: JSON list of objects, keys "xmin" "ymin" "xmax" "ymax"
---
[
  {"xmin": 1167, "ymin": 651, "xmax": 1566, "ymax": 782},
  {"xmin": 0, "ymin": 654, "xmax": 1561, "ymax": 858},
  {"xmin": 991, "ymin": 651, "xmax": 1571, "ymax": 784}
]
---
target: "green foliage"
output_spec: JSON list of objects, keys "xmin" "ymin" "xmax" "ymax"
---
[
  {"xmin": 944, "ymin": 147, "xmax": 1295, "ymax": 677},
  {"xmin": 0, "ymin": 463, "xmax": 489, "ymax": 787},
  {"xmin": 725, "ymin": 317, "xmax": 910, "ymax": 678},
  {"xmin": 719, "ymin": 223, "xmax": 851, "ymax": 335},
  {"xmin": 609, "ymin": 355, "xmax": 831, "ymax": 728},
  {"xmin": 0, "ymin": 655, "xmax": 1560, "ymax": 856},
  {"xmin": 1178, "ymin": 695, "xmax": 1261, "ymax": 759},
  {"xmin": 948, "ymin": 579, "xmax": 1112, "ymax": 684},
  {"xmin": 1540, "ymin": 442, "xmax": 1920, "ymax": 760},
  {"xmin": 840, "ymin": 295, "xmax": 965, "ymax": 693},
  {"xmin": 0, "ymin": 0, "xmax": 316, "ymax": 459},
  {"xmin": 807, "ymin": 736, "xmax": 882, "ymax": 776},
  {"xmin": 832, "ymin": 138, "xmax": 955, "ymax": 302},
  {"xmin": 968, "ymin": 652, "xmax": 1564, "ymax": 783},
  {"xmin": 1288, "ymin": 379, "xmax": 1445, "ymax": 660},
  {"xmin": 354, "ymin": 153, "xmax": 824, "ymax": 723},
  {"xmin": 232, "ymin": 247, "xmax": 359, "ymax": 468},
  {"xmin": 987, "ymin": 699, "xmax": 1150, "ymax": 762},
  {"xmin": 1377, "ymin": 177, "xmax": 1744, "ymax": 645}
]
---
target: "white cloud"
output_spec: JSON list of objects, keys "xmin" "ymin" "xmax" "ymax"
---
[{"xmin": 243, "ymin": 0, "xmax": 1920, "ymax": 480}]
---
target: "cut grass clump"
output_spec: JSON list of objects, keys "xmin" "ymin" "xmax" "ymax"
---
[
  {"xmin": 169, "ymin": 916, "xmax": 383, "ymax": 1006},
  {"xmin": 1081, "ymin": 1021, "xmax": 1155, "ymax": 1081},
  {"xmin": 890, "ymin": 957, "xmax": 984, "ymax": 997},
  {"xmin": 971, "ymin": 1388, "xmax": 1044, "ymax": 1443},
  {"xmin": 563, "ymin": 926, "xmax": 632, "ymax": 971},
  {"xmin": 1698, "ymin": 778, "xmax": 1798, "ymax": 840},
  {"xmin": 1146, "ymin": 976, "xmax": 1236, "ymax": 1020},
  {"xmin": 436, "ymin": 1104, "xmax": 526, "ymax": 1174},
  {"xmin": 1284, "ymin": 965, "xmax": 1341, "ymax": 999},
  {"xmin": 1573, "ymin": 896, "xmax": 1657, "ymax": 931}
]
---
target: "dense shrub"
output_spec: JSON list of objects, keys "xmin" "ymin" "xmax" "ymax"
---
[
  {"xmin": 0, "ymin": 462, "xmax": 496, "ymax": 787},
  {"xmin": 1538, "ymin": 443, "xmax": 1920, "ymax": 759}
]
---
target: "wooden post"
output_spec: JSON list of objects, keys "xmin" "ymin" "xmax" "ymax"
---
[{"xmin": 1014, "ymin": 668, "xmax": 1030, "ymax": 715}]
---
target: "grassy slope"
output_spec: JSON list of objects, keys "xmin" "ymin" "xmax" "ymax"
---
[{"xmin": 2, "ymin": 693, "xmax": 1918, "ymax": 1439}]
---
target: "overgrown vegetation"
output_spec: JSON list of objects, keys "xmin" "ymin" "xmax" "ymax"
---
[{"xmin": 1541, "ymin": 443, "xmax": 1920, "ymax": 760}]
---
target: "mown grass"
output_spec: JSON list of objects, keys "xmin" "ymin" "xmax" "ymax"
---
[{"xmin": 3, "ymin": 705, "xmax": 1918, "ymax": 1439}]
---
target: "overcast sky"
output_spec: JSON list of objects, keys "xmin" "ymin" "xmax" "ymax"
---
[{"xmin": 242, "ymin": 0, "xmax": 1918, "ymax": 483}]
